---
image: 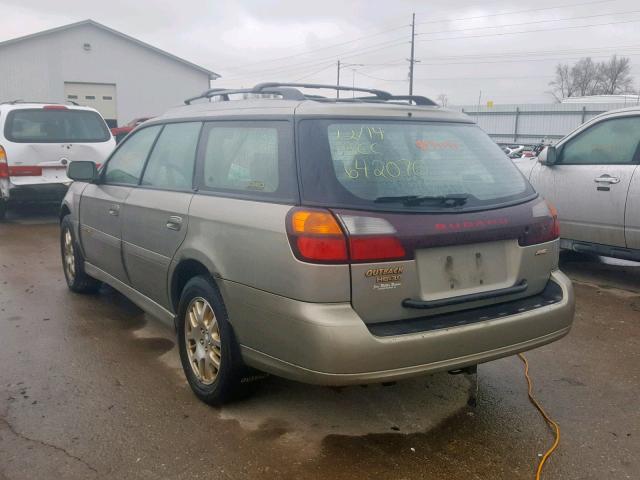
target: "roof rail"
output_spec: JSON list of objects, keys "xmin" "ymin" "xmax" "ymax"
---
[
  {"xmin": 252, "ymin": 82, "xmax": 393, "ymax": 99},
  {"xmin": 184, "ymin": 87, "xmax": 307, "ymax": 104},
  {"xmin": 183, "ymin": 82, "xmax": 437, "ymax": 106}
]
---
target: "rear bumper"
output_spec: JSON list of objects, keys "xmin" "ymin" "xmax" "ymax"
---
[
  {"xmin": 226, "ymin": 270, "xmax": 575, "ymax": 386},
  {"xmin": 4, "ymin": 182, "xmax": 69, "ymax": 203}
]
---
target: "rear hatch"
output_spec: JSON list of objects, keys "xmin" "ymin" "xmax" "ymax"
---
[
  {"xmin": 297, "ymin": 118, "xmax": 559, "ymax": 324},
  {"xmin": 3, "ymin": 106, "xmax": 113, "ymax": 184}
]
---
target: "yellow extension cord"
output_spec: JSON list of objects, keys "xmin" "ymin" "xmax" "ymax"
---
[{"xmin": 518, "ymin": 353, "xmax": 561, "ymax": 480}]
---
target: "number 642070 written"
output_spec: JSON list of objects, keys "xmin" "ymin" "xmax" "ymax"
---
[{"xmin": 344, "ymin": 158, "xmax": 427, "ymax": 179}]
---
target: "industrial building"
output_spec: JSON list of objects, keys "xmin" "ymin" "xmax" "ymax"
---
[
  {"xmin": 0, "ymin": 20, "xmax": 219, "ymax": 127},
  {"xmin": 453, "ymin": 99, "xmax": 640, "ymax": 145}
]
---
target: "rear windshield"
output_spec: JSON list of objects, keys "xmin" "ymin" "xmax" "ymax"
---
[
  {"xmin": 298, "ymin": 119, "xmax": 535, "ymax": 211},
  {"xmin": 5, "ymin": 109, "xmax": 111, "ymax": 143}
]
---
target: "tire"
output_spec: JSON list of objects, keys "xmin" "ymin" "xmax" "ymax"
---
[
  {"xmin": 177, "ymin": 275, "xmax": 247, "ymax": 405},
  {"xmin": 0, "ymin": 200, "xmax": 7, "ymax": 222},
  {"xmin": 60, "ymin": 215, "xmax": 101, "ymax": 293}
]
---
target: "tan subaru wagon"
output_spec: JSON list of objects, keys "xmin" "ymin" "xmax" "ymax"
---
[{"xmin": 60, "ymin": 83, "xmax": 575, "ymax": 405}]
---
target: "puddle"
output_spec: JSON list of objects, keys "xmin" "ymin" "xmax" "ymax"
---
[{"xmin": 219, "ymin": 371, "xmax": 472, "ymax": 453}]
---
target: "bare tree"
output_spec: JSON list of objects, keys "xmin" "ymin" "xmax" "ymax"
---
[
  {"xmin": 549, "ymin": 55, "xmax": 635, "ymax": 99},
  {"xmin": 597, "ymin": 55, "xmax": 634, "ymax": 94},
  {"xmin": 549, "ymin": 63, "xmax": 574, "ymax": 101},
  {"xmin": 436, "ymin": 93, "xmax": 449, "ymax": 107},
  {"xmin": 571, "ymin": 57, "xmax": 601, "ymax": 96}
]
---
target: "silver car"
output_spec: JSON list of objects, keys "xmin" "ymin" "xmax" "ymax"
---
[
  {"xmin": 515, "ymin": 106, "xmax": 640, "ymax": 261},
  {"xmin": 60, "ymin": 83, "xmax": 575, "ymax": 405}
]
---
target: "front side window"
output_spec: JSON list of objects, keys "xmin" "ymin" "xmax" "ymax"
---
[
  {"xmin": 141, "ymin": 122, "xmax": 201, "ymax": 190},
  {"xmin": 202, "ymin": 126, "xmax": 279, "ymax": 193},
  {"xmin": 299, "ymin": 120, "xmax": 534, "ymax": 211},
  {"xmin": 560, "ymin": 116, "xmax": 640, "ymax": 165},
  {"xmin": 103, "ymin": 126, "xmax": 161, "ymax": 185},
  {"xmin": 4, "ymin": 109, "xmax": 111, "ymax": 143}
]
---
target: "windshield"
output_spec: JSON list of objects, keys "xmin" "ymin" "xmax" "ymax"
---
[
  {"xmin": 298, "ymin": 119, "xmax": 534, "ymax": 211},
  {"xmin": 5, "ymin": 109, "xmax": 111, "ymax": 143}
]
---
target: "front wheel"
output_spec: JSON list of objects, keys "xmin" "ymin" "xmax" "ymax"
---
[
  {"xmin": 0, "ymin": 200, "xmax": 7, "ymax": 221},
  {"xmin": 177, "ymin": 276, "xmax": 246, "ymax": 405},
  {"xmin": 60, "ymin": 215, "xmax": 101, "ymax": 293}
]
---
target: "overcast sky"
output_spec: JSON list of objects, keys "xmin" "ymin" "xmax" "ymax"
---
[{"xmin": 2, "ymin": 0, "xmax": 639, "ymax": 104}]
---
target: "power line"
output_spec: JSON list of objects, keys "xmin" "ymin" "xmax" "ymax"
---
[
  {"xmin": 219, "ymin": 0, "xmax": 623, "ymax": 79},
  {"xmin": 416, "ymin": 74, "xmax": 556, "ymax": 81},
  {"xmin": 225, "ymin": 24, "xmax": 409, "ymax": 72},
  {"xmin": 401, "ymin": 44, "xmax": 640, "ymax": 61},
  {"xmin": 416, "ymin": 9, "xmax": 640, "ymax": 36},
  {"xmin": 413, "ymin": 51, "xmax": 640, "ymax": 66},
  {"xmin": 416, "ymin": 18, "xmax": 640, "ymax": 43},
  {"xmin": 292, "ymin": 62, "xmax": 337, "ymax": 81},
  {"xmin": 223, "ymin": 38, "xmax": 408, "ymax": 79},
  {"xmin": 413, "ymin": 0, "xmax": 618, "ymax": 26}
]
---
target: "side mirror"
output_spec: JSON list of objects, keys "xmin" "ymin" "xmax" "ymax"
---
[
  {"xmin": 67, "ymin": 161, "xmax": 98, "ymax": 182},
  {"xmin": 538, "ymin": 146, "xmax": 557, "ymax": 166}
]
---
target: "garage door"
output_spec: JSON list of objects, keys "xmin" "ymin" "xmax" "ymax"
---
[{"xmin": 64, "ymin": 82, "xmax": 117, "ymax": 128}]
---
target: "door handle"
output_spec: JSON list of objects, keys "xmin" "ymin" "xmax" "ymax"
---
[
  {"xmin": 166, "ymin": 216, "xmax": 183, "ymax": 231},
  {"xmin": 108, "ymin": 204, "xmax": 120, "ymax": 216},
  {"xmin": 594, "ymin": 175, "xmax": 620, "ymax": 184}
]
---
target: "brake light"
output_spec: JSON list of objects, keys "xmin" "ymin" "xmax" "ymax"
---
[
  {"xmin": 0, "ymin": 147, "xmax": 8, "ymax": 178},
  {"xmin": 286, "ymin": 208, "xmax": 406, "ymax": 264},
  {"xmin": 43, "ymin": 105, "xmax": 67, "ymax": 110},
  {"xmin": 519, "ymin": 200, "xmax": 560, "ymax": 246},
  {"xmin": 350, "ymin": 236, "xmax": 406, "ymax": 261}
]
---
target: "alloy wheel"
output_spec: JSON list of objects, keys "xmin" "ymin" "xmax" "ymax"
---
[{"xmin": 185, "ymin": 297, "xmax": 222, "ymax": 385}]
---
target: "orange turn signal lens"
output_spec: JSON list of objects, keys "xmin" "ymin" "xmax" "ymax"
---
[{"xmin": 291, "ymin": 210, "xmax": 343, "ymax": 235}]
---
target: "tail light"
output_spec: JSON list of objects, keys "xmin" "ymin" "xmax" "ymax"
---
[
  {"xmin": 286, "ymin": 208, "xmax": 406, "ymax": 264},
  {"xmin": 0, "ymin": 146, "xmax": 8, "ymax": 179},
  {"xmin": 519, "ymin": 200, "xmax": 560, "ymax": 246},
  {"xmin": 287, "ymin": 209, "xmax": 348, "ymax": 263}
]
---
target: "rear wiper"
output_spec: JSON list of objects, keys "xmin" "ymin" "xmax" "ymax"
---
[
  {"xmin": 374, "ymin": 194, "xmax": 469, "ymax": 207},
  {"xmin": 374, "ymin": 195, "xmax": 419, "ymax": 203}
]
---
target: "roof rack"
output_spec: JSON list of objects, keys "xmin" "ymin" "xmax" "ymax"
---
[
  {"xmin": 184, "ymin": 82, "xmax": 437, "ymax": 106},
  {"xmin": 0, "ymin": 99, "xmax": 80, "ymax": 106}
]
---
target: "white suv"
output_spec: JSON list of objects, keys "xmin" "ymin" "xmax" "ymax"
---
[{"xmin": 0, "ymin": 101, "xmax": 115, "ymax": 220}]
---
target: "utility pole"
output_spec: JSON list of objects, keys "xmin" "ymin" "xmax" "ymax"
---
[
  {"xmin": 409, "ymin": 12, "xmax": 416, "ymax": 96},
  {"xmin": 336, "ymin": 60, "xmax": 341, "ymax": 99},
  {"xmin": 336, "ymin": 61, "xmax": 364, "ymax": 99}
]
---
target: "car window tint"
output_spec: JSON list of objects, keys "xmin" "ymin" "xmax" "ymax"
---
[
  {"xmin": 203, "ymin": 127, "xmax": 279, "ymax": 193},
  {"xmin": 561, "ymin": 116, "xmax": 640, "ymax": 165},
  {"xmin": 103, "ymin": 126, "xmax": 161, "ymax": 185},
  {"xmin": 141, "ymin": 122, "xmax": 201, "ymax": 190},
  {"xmin": 5, "ymin": 109, "xmax": 110, "ymax": 143}
]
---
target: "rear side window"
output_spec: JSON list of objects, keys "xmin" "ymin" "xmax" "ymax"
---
[
  {"xmin": 196, "ymin": 121, "xmax": 297, "ymax": 202},
  {"xmin": 4, "ymin": 109, "xmax": 111, "ymax": 143},
  {"xmin": 141, "ymin": 122, "xmax": 201, "ymax": 190},
  {"xmin": 103, "ymin": 126, "xmax": 161, "ymax": 185},
  {"xmin": 560, "ymin": 116, "xmax": 640, "ymax": 165},
  {"xmin": 298, "ymin": 120, "xmax": 534, "ymax": 211}
]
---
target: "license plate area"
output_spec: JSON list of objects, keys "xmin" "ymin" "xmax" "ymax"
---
[
  {"xmin": 415, "ymin": 240, "xmax": 516, "ymax": 301},
  {"xmin": 42, "ymin": 166, "xmax": 68, "ymax": 180}
]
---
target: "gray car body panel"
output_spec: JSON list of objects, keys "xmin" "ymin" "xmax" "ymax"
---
[
  {"xmin": 61, "ymin": 97, "xmax": 575, "ymax": 386},
  {"xmin": 517, "ymin": 106, "xmax": 640, "ymax": 255}
]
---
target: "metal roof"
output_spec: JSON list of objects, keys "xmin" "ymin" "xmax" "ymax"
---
[{"xmin": 0, "ymin": 19, "xmax": 220, "ymax": 80}]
